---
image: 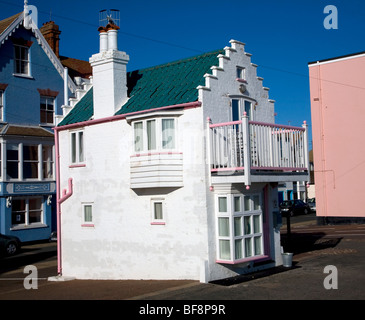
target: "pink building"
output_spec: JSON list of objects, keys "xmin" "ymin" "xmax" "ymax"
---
[{"xmin": 309, "ymin": 51, "xmax": 365, "ymax": 223}]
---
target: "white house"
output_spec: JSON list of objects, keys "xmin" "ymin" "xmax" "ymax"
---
[{"xmin": 54, "ymin": 21, "xmax": 309, "ymax": 282}]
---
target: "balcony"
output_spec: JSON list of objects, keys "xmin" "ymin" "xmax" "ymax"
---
[{"xmin": 207, "ymin": 114, "xmax": 309, "ymax": 186}]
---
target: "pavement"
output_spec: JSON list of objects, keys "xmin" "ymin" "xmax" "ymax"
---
[{"xmin": 1, "ymin": 218, "xmax": 365, "ymax": 302}]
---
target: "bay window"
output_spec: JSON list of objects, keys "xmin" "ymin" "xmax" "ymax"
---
[
  {"xmin": 133, "ymin": 118, "xmax": 177, "ymax": 153},
  {"xmin": 216, "ymin": 193, "xmax": 264, "ymax": 263},
  {"xmin": 4, "ymin": 143, "xmax": 54, "ymax": 180}
]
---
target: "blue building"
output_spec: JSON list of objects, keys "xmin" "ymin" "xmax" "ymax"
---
[{"xmin": 0, "ymin": 4, "xmax": 81, "ymax": 242}]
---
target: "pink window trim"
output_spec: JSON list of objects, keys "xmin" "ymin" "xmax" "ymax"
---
[
  {"xmin": 69, "ymin": 164, "xmax": 86, "ymax": 168},
  {"xmin": 81, "ymin": 223, "xmax": 94, "ymax": 227},
  {"xmin": 150, "ymin": 222, "xmax": 166, "ymax": 225}
]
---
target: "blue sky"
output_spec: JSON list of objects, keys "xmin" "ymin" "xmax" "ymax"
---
[{"xmin": 2, "ymin": 0, "xmax": 365, "ymax": 148}]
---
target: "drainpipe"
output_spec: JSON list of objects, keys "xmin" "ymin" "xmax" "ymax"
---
[{"xmin": 54, "ymin": 126, "xmax": 73, "ymax": 275}]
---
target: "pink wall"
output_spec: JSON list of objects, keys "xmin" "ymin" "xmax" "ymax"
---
[{"xmin": 309, "ymin": 54, "xmax": 365, "ymax": 217}]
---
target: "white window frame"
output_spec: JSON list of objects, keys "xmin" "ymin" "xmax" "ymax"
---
[
  {"xmin": 11, "ymin": 196, "xmax": 44, "ymax": 229},
  {"xmin": 14, "ymin": 44, "xmax": 30, "ymax": 76},
  {"xmin": 151, "ymin": 198, "xmax": 165, "ymax": 225},
  {"xmin": 82, "ymin": 203, "xmax": 94, "ymax": 226},
  {"xmin": 70, "ymin": 130, "xmax": 85, "ymax": 165},
  {"xmin": 40, "ymin": 96, "xmax": 55, "ymax": 125},
  {"xmin": 133, "ymin": 117, "xmax": 177, "ymax": 153},
  {"xmin": 216, "ymin": 193, "xmax": 264, "ymax": 264}
]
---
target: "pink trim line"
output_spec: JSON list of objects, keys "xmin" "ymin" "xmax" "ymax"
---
[
  {"xmin": 210, "ymin": 120, "xmax": 242, "ymax": 128},
  {"xmin": 211, "ymin": 167, "xmax": 244, "ymax": 172},
  {"xmin": 54, "ymin": 101, "xmax": 201, "ymax": 132},
  {"xmin": 151, "ymin": 222, "xmax": 166, "ymax": 225},
  {"xmin": 81, "ymin": 224, "xmax": 95, "ymax": 227},
  {"xmin": 251, "ymin": 166, "xmax": 308, "ymax": 171},
  {"xmin": 236, "ymin": 78, "xmax": 248, "ymax": 83},
  {"xmin": 216, "ymin": 254, "xmax": 269, "ymax": 265},
  {"xmin": 249, "ymin": 120, "xmax": 305, "ymax": 131},
  {"xmin": 131, "ymin": 151, "xmax": 183, "ymax": 158},
  {"xmin": 69, "ymin": 164, "xmax": 86, "ymax": 168}
]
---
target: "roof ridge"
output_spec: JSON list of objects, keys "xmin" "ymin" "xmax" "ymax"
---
[{"xmin": 128, "ymin": 49, "xmax": 224, "ymax": 74}]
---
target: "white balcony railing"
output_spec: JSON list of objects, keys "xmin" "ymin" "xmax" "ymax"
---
[{"xmin": 207, "ymin": 114, "xmax": 309, "ymax": 186}]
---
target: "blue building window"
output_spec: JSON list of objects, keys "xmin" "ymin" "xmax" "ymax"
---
[{"xmin": 14, "ymin": 45, "xmax": 30, "ymax": 76}]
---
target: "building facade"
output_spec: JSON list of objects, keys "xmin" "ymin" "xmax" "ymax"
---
[
  {"xmin": 0, "ymin": 3, "xmax": 76, "ymax": 242},
  {"xmin": 309, "ymin": 52, "xmax": 365, "ymax": 223},
  {"xmin": 55, "ymin": 24, "xmax": 309, "ymax": 282}
]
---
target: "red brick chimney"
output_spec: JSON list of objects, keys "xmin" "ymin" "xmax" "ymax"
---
[{"xmin": 40, "ymin": 21, "xmax": 61, "ymax": 58}]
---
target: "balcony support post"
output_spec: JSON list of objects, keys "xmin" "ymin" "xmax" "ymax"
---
[
  {"xmin": 207, "ymin": 117, "xmax": 213, "ymax": 189},
  {"xmin": 242, "ymin": 112, "xmax": 251, "ymax": 188}
]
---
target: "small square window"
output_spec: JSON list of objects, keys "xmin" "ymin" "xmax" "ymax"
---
[{"xmin": 236, "ymin": 67, "xmax": 245, "ymax": 80}]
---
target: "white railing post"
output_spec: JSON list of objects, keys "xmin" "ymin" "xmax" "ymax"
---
[
  {"xmin": 242, "ymin": 112, "xmax": 251, "ymax": 188},
  {"xmin": 302, "ymin": 120, "xmax": 310, "ymax": 182},
  {"xmin": 207, "ymin": 117, "xmax": 213, "ymax": 172}
]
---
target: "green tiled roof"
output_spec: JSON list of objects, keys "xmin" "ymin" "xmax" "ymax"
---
[{"xmin": 58, "ymin": 49, "xmax": 223, "ymax": 127}]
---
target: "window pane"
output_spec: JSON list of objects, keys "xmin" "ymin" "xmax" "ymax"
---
[
  {"xmin": 23, "ymin": 162, "xmax": 38, "ymax": 179},
  {"xmin": 134, "ymin": 122, "xmax": 143, "ymax": 152},
  {"xmin": 234, "ymin": 217, "xmax": 242, "ymax": 236},
  {"xmin": 253, "ymin": 195, "xmax": 260, "ymax": 210},
  {"xmin": 245, "ymin": 238, "xmax": 252, "ymax": 257},
  {"xmin": 147, "ymin": 120, "xmax": 156, "ymax": 150},
  {"xmin": 23, "ymin": 145, "xmax": 38, "ymax": 161},
  {"xmin": 43, "ymin": 145, "xmax": 53, "ymax": 179},
  {"xmin": 84, "ymin": 205, "xmax": 92, "ymax": 222},
  {"xmin": 162, "ymin": 119, "xmax": 175, "ymax": 149},
  {"xmin": 154, "ymin": 202, "xmax": 163, "ymax": 220},
  {"xmin": 218, "ymin": 217, "xmax": 230, "ymax": 237},
  {"xmin": 78, "ymin": 132, "xmax": 84, "ymax": 162},
  {"xmin": 244, "ymin": 196, "xmax": 250, "ymax": 211},
  {"xmin": 254, "ymin": 236, "xmax": 262, "ymax": 255},
  {"xmin": 232, "ymin": 99, "xmax": 239, "ymax": 122},
  {"xmin": 12, "ymin": 199, "xmax": 26, "ymax": 225},
  {"xmin": 7, "ymin": 144, "xmax": 19, "ymax": 179},
  {"xmin": 29, "ymin": 198, "xmax": 42, "ymax": 224},
  {"xmin": 244, "ymin": 216, "xmax": 251, "ymax": 234},
  {"xmin": 235, "ymin": 239, "xmax": 243, "ymax": 259},
  {"xmin": 71, "ymin": 133, "xmax": 76, "ymax": 163},
  {"xmin": 244, "ymin": 101, "xmax": 251, "ymax": 119},
  {"xmin": 234, "ymin": 196, "xmax": 241, "ymax": 212},
  {"xmin": 219, "ymin": 240, "xmax": 231, "ymax": 260},
  {"xmin": 253, "ymin": 215, "xmax": 261, "ymax": 233},
  {"xmin": 218, "ymin": 197, "xmax": 227, "ymax": 212}
]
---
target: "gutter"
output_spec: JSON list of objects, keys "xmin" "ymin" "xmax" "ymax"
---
[{"xmin": 56, "ymin": 101, "xmax": 202, "ymax": 132}]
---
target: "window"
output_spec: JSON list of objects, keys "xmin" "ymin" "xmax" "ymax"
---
[
  {"xmin": 11, "ymin": 197, "xmax": 43, "ymax": 227},
  {"xmin": 71, "ymin": 130, "xmax": 84, "ymax": 164},
  {"xmin": 40, "ymin": 96, "xmax": 55, "ymax": 124},
  {"xmin": 151, "ymin": 199, "xmax": 165, "ymax": 224},
  {"xmin": 23, "ymin": 145, "xmax": 39, "ymax": 179},
  {"xmin": 236, "ymin": 67, "xmax": 246, "ymax": 81},
  {"xmin": 231, "ymin": 99, "xmax": 253, "ymax": 121},
  {"xmin": 216, "ymin": 193, "xmax": 264, "ymax": 263},
  {"xmin": 82, "ymin": 203, "xmax": 93, "ymax": 225},
  {"xmin": 6, "ymin": 144, "xmax": 19, "ymax": 179},
  {"xmin": 42, "ymin": 145, "xmax": 54, "ymax": 179},
  {"xmin": 133, "ymin": 118, "xmax": 176, "ymax": 153},
  {"xmin": 14, "ymin": 45, "xmax": 30, "ymax": 75},
  {"xmin": 5, "ymin": 143, "xmax": 54, "ymax": 180},
  {"xmin": 0, "ymin": 90, "xmax": 4, "ymax": 121}
]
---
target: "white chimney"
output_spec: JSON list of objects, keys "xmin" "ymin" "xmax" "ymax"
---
[{"xmin": 90, "ymin": 23, "xmax": 129, "ymax": 119}]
